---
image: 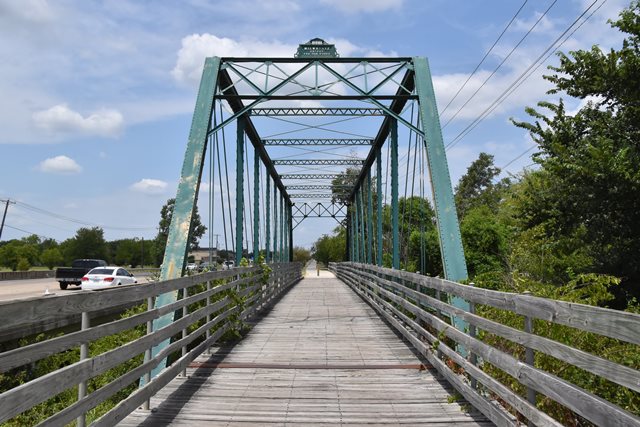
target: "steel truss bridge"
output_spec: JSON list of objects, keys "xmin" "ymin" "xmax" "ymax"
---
[{"xmin": 2, "ymin": 39, "xmax": 638, "ymax": 427}]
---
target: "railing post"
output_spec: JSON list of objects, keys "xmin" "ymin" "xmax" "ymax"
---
[
  {"xmin": 523, "ymin": 291, "xmax": 536, "ymax": 425},
  {"xmin": 469, "ymin": 282, "xmax": 477, "ymax": 390},
  {"xmin": 143, "ymin": 296, "xmax": 154, "ymax": 410},
  {"xmin": 181, "ymin": 287, "xmax": 188, "ymax": 377},
  {"xmin": 77, "ymin": 311, "xmax": 89, "ymax": 427},
  {"xmin": 206, "ymin": 280, "xmax": 212, "ymax": 353}
]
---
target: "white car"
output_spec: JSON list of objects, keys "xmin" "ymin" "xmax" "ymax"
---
[
  {"xmin": 222, "ymin": 260, "xmax": 235, "ymax": 270},
  {"xmin": 81, "ymin": 266, "xmax": 137, "ymax": 290}
]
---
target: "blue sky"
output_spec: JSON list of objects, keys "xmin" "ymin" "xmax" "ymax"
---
[{"xmin": 0, "ymin": 0, "xmax": 629, "ymax": 249}]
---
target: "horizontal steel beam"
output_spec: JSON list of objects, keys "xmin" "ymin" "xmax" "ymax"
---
[
  {"xmin": 286, "ymin": 185, "xmax": 348, "ymax": 190},
  {"xmin": 263, "ymin": 138, "xmax": 373, "ymax": 146},
  {"xmin": 289, "ymin": 194, "xmax": 334, "ymax": 199},
  {"xmin": 292, "ymin": 202, "xmax": 347, "ymax": 217},
  {"xmin": 250, "ymin": 108, "xmax": 384, "ymax": 116},
  {"xmin": 280, "ymin": 174, "xmax": 342, "ymax": 180},
  {"xmin": 219, "ymin": 95, "xmax": 417, "ymax": 101},
  {"xmin": 222, "ymin": 57, "xmax": 413, "ymax": 63},
  {"xmin": 273, "ymin": 159, "xmax": 364, "ymax": 166}
]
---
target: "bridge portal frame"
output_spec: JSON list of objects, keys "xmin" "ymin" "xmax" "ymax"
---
[{"xmin": 149, "ymin": 53, "xmax": 471, "ymax": 380}]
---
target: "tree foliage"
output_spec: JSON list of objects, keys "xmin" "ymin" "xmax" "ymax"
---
[
  {"xmin": 512, "ymin": 2, "xmax": 640, "ymax": 297},
  {"xmin": 454, "ymin": 152, "xmax": 510, "ymax": 218},
  {"xmin": 313, "ymin": 227, "xmax": 346, "ymax": 266},
  {"xmin": 292, "ymin": 246, "xmax": 312, "ymax": 264}
]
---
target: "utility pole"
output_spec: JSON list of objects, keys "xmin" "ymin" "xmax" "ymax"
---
[
  {"xmin": 141, "ymin": 237, "xmax": 145, "ymax": 268},
  {"xmin": 0, "ymin": 199, "xmax": 15, "ymax": 241}
]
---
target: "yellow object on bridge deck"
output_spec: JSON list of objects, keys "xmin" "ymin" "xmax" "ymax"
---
[{"xmin": 120, "ymin": 272, "xmax": 490, "ymax": 426}]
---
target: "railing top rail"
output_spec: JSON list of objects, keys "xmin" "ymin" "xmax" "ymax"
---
[
  {"xmin": 0, "ymin": 266, "xmax": 261, "ymax": 333},
  {"xmin": 348, "ymin": 262, "xmax": 640, "ymax": 346}
]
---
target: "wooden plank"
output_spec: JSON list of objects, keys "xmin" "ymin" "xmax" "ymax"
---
[
  {"xmin": 346, "ymin": 273, "xmax": 561, "ymax": 427},
  {"xmin": 354, "ymin": 263, "xmax": 640, "ymax": 345},
  {"xmin": 0, "ymin": 266, "xmax": 259, "ymax": 333},
  {"xmin": 339, "ymin": 268, "xmax": 640, "ymax": 427},
  {"xmin": 0, "ymin": 298, "xmax": 233, "ymax": 424},
  {"xmin": 0, "ymin": 279, "xmax": 243, "ymax": 372},
  {"xmin": 343, "ymin": 264, "xmax": 640, "ymax": 393}
]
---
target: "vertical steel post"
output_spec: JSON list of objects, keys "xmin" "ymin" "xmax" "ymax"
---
[
  {"xmin": 265, "ymin": 173, "xmax": 271, "ymax": 262},
  {"xmin": 358, "ymin": 187, "xmax": 365, "ymax": 263},
  {"xmin": 235, "ymin": 116, "xmax": 245, "ymax": 266},
  {"xmin": 147, "ymin": 57, "xmax": 220, "ymax": 382},
  {"xmin": 279, "ymin": 193, "xmax": 284, "ymax": 262},
  {"xmin": 345, "ymin": 210, "xmax": 351, "ymax": 261},
  {"xmin": 366, "ymin": 171, "xmax": 373, "ymax": 264},
  {"xmin": 390, "ymin": 118, "xmax": 399, "ymax": 270},
  {"xmin": 350, "ymin": 209, "xmax": 356, "ymax": 261},
  {"xmin": 288, "ymin": 203, "xmax": 294, "ymax": 262},
  {"xmin": 77, "ymin": 312, "xmax": 89, "ymax": 427},
  {"xmin": 253, "ymin": 148, "xmax": 260, "ymax": 262},
  {"xmin": 273, "ymin": 187, "xmax": 279, "ymax": 262},
  {"xmin": 376, "ymin": 150, "xmax": 383, "ymax": 266},
  {"xmin": 413, "ymin": 56, "xmax": 470, "ymax": 344},
  {"xmin": 354, "ymin": 193, "xmax": 361, "ymax": 262}
]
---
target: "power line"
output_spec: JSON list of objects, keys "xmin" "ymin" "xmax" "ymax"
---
[
  {"xmin": 439, "ymin": 0, "xmax": 529, "ymax": 118},
  {"xmin": 441, "ymin": 0, "xmax": 557, "ymax": 129},
  {"xmin": 4, "ymin": 224, "xmax": 57, "ymax": 241},
  {"xmin": 494, "ymin": 0, "xmax": 607, "ymax": 176},
  {"xmin": 13, "ymin": 200, "xmax": 155, "ymax": 231},
  {"xmin": 445, "ymin": 0, "xmax": 602, "ymax": 151}
]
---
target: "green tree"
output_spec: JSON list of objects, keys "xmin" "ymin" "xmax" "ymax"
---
[
  {"xmin": 313, "ymin": 227, "xmax": 346, "ymax": 265},
  {"xmin": 331, "ymin": 167, "xmax": 361, "ymax": 206},
  {"xmin": 454, "ymin": 152, "xmax": 510, "ymax": 218},
  {"xmin": 154, "ymin": 198, "xmax": 206, "ymax": 266},
  {"xmin": 63, "ymin": 227, "xmax": 108, "ymax": 262},
  {"xmin": 460, "ymin": 206, "xmax": 509, "ymax": 277},
  {"xmin": 41, "ymin": 248, "xmax": 64, "ymax": 269},
  {"xmin": 292, "ymin": 246, "xmax": 312, "ymax": 264},
  {"xmin": 0, "ymin": 240, "xmax": 39, "ymax": 271},
  {"xmin": 512, "ymin": 2, "xmax": 640, "ymax": 296}
]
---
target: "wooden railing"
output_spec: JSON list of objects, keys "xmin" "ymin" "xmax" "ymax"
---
[
  {"xmin": 330, "ymin": 262, "xmax": 640, "ymax": 427},
  {"xmin": 0, "ymin": 262, "xmax": 303, "ymax": 426}
]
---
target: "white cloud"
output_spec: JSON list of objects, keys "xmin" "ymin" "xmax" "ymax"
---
[
  {"xmin": 37, "ymin": 155, "xmax": 82, "ymax": 174},
  {"xmin": 0, "ymin": 0, "xmax": 54, "ymax": 24},
  {"xmin": 33, "ymin": 104, "xmax": 124, "ymax": 137},
  {"xmin": 172, "ymin": 34, "xmax": 296, "ymax": 85},
  {"xmin": 512, "ymin": 12, "xmax": 556, "ymax": 34},
  {"xmin": 320, "ymin": 0, "xmax": 402, "ymax": 13},
  {"xmin": 172, "ymin": 34, "xmax": 396, "ymax": 90},
  {"xmin": 130, "ymin": 178, "xmax": 169, "ymax": 195}
]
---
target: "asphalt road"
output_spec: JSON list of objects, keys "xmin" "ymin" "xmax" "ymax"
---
[
  {"xmin": 0, "ymin": 273, "xmax": 154, "ymax": 302},
  {"xmin": 0, "ymin": 277, "xmax": 72, "ymax": 301}
]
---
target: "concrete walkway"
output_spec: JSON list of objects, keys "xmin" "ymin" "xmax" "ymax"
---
[{"xmin": 121, "ymin": 270, "xmax": 491, "ymax": 426}]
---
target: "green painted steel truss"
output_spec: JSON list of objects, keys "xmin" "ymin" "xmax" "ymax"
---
[
  {"xmin": 150, "ymin": 47, "xmax": 472, "ymax": 380},
  {"xmin": 262, "ymin": 138, "xmax": 373, "ymax": 146},
  {"xmin": 280, "ymin": 174, "xmax": 342, "ymax": 180},
  {"xmin": 273, "ymin": 159, "xmax": 363, "ymax": 166}
]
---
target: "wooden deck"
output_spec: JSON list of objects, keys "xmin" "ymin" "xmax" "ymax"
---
[{"xmin": 121, "ymin": 269, "xmax": 491, "ymax": 426}]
